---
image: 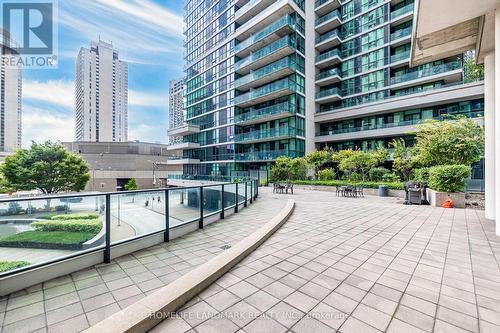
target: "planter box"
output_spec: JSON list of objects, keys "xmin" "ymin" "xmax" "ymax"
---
[{"xmin": 426, "ymin": 188, "xmax": 466, "ymax": 208}]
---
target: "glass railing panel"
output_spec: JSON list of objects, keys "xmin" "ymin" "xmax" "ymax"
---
[
  {"xmin": 224, "ymin": 184, "xmax": 236, "ymax": 208},
  {"xmin": 390, "ymin": 51, "xmax": 411, "ymax": 63},
  {"xmin": 0, "ymin": 194, "xmax": 106, "ymax": 275},
  {"xmin": 316, "ymin": 87, "xmax": 342, "ymax": 99},
  {"xmin": 234, "ymin": 101, "xmax": 294, "ymax": 123},
  {"xmin": 111, "ymin": 190, "xmax": 165, "ymax": 244},
  {"xmin": 316, "ymin": 68, "xmax": 341, "ymax": 80},
  {"xmin": 390, "ymin": 27, "xmax": 412, "ymax": 40},
  {"xmin": 390, "ymin": 61, "xmax": 463, "ymax": 85},
  {"xmin": 316, "ymin": 9, "xmax": 340, "ymax": 26},
  {"xmin": 203, "ymin": 185, "xmax": 222, "ymax": 217},
  {"xmin": 235, "ymin": 57, "xmax": 297, "ymax": 88},
  {"xmin": 169, "ymin": 188, "xmax": 201, "ymax": 227},
  {"xmin": 237, "ymin": 183, "xmax": 246, "ymax": 205},
  {"xmin": 316, "ymin": 29, "xmax": 340, "ymax": 44},
  {"xmin": 234, "ymin": 78, "xmax": 296, "ymax": 105},
  {"xmin": 235, "ymin": 36, "xmax": 295, "ymax": 71},
  {"xmin": 316, "ymin": 49, "xmax": 341, "ymax": 62},
  {"xmin": 391, "ymin": 4, "xmax": 414, "ymax": 19},
  {"xmin": 234, "ymin": 126, "xmax": 298, "ymax": 142}
]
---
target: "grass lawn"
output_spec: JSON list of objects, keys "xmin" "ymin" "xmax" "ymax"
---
[
  {"xmin": 0, "ymin": 260, "xmax": 31, "ymax": 273},
  {"xmin": 0, "ymin": 231, "xmax": 96, "ymax": 250}
]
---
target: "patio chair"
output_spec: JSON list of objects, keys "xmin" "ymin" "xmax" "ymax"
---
[
  {"xmin": 335, "ymin": 185, "xmax": 343, "ymax": 197},
  {"xmin": 354, "ymin": 186, "xmax": 364, "ymax": 198},
  {"xmin": 273, "ymin": 183, "xmax": 285, "ymax": 194},
  {"xmin": 285, "ymin": 183, "xmax": 294, "ymax": 194}
]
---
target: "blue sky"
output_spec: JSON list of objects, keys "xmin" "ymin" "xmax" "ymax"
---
[{"xmin": 22, "ymin": 0, "xmax": 185, "ymax": 146}]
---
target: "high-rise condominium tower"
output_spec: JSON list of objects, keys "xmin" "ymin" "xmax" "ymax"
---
[
  {"xmin": 168, "ymin": 79, "xmax": 185, "ymax": 145},
  {"xmin": 75, "ymin": 40, "xmax": 128, "ymax": 142},
  {"xmin": 0, "ymin": 29, "xmax": 22, "ymax": 152},
  {"xmin": 179, "ymin": 0, "xmax": 484, "ymax": 178}
]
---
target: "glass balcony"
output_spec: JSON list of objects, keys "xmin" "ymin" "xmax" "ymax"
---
[
  {"xmin": 316, "ymin": 87, "xmax": 342, "ymax": 99},
  {"xmin": 234, "ymin": 101, "xmax": 296, "ymax": 125},
  {"xmin": 390, "ymin": 51, "xmax": 411, "ymax": 63},
  {"xmin": 235, "ymin": 150, "xmax": 301, "ymax": 161},
  {"xmin": 235, "ymin": 15, "xmax": 296, "ymax": 55},
  {"xmin": 234, "ymin": 77, "xmax": 297, "ymax": 107},
  {"xmin": 316, "ymin": 10, "xmax": 340, "ymax": 26},
  {"xmin": 391, "ymin": 27, "xmax": 412, "ymax": 41},
  {"xmin": 235, "ymin": 36, "xmax": 296, "ymax": 73},
  {"xmin": 316, "ymin": 68, "xmax": 342, "ymax": 81},
  {"xmin": 316, "ymin": 49, "xmax": 341, "ymax": 64},
  {"xmin": 234, "ymin": 126, "xmax": 299, "ymax": 143},
  {"xmin": 391, "ymin": 3, "xmax": 414, "ymax": 20},
  {"xmin": 390, "ymin": 61, "xmax": 463, "ymax": 85},
  {"xmin": 316, "ymin": 29, "xmax": 340, "ymax": 44},
  {"xmin": 235, "ymin": 57, "xmax": 298, "ymax": 90},
  {"xmin": 317, "ymin": 119, "xmax": 424, "ymax": 137}
]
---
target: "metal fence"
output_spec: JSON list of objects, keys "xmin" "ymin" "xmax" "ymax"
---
[{"xmin": 0, "ymin": 178, "xmax": 258, "ymax": 277}]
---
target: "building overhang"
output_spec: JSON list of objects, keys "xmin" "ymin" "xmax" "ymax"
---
[{"xmin": 411, "ymin": 0, "xmax": 500, "ymax": 66}]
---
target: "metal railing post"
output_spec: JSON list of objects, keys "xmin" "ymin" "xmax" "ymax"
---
[
  {"xmin": 255, "ymin": 179, "xmax": 259, "ymax": 199},
  {"xmin": 164, "ymin": 190, "xmax": 170, "ymax": 242},
  {"xmin": 250, "ymin": 181, "xmax": 253, "ymax": 204},
  {"xmin": 104, "ymin": 194, "xmax": 111, "ymax": 263},
  {"xmin": 235, "ymin": 183, "xmax": 239, "ymax": 213},
  {"xmin": 199, "ymin": 186, "xmax": 204, "ymax": 229},
  {"xmin": 244, "ymin": 181, "xmax": 248, "ymax": 207},
  {"xmin": 221, "ymin": 184, "xmax": 225, "ymax": 219}
]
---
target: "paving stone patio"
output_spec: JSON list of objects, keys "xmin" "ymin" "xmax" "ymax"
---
[
  {"xmin": 0, "ymin": 193, "xmax": 287, "ymax": 333},
  {"xmin": 151, "ymin": 188, "xmax": 500, "ymax": 333}
]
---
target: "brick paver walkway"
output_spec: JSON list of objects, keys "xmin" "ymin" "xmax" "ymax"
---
[
  {"xmin": 152, "ymin": 188, "xmax": 500, "ymax": 333},
  {"xmin": 0, "ymin": 193, "xmax": 288, "ymax": 333}
]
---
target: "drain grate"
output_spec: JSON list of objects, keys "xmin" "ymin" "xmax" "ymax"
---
[{"xmin": 220, "ymin": 244, "xmax": 231, "ymax": 250}]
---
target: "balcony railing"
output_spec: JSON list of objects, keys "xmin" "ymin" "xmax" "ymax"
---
[
  {"xmin": 316, "ymin": 87, "xmax": 342, "ymax": 99},
  {"xmin": 234, "ymin": 101, "xmax": 296, "ymax": 124},
  {"xmin": 390, "ymin": 61, "xmax": 463, "ymax": 85},
  {"xmin": 316, "ymin": 29, "xmax": 340, "ymax": 44},
  {"xmin": 0, "ymin": 178, "xmax": 259, "ymax": 281},
  {"xmin": 235, "ymin": 0, "xmax": 259, "ymax": 19},
  {"xmin": 316, "ymin": 49, "xmax": 341, "ymax": 63},
  {"xmin": 390, "ymin": 51, "xmax": 411, "ymax": 63},
  {"xmin": 235, "ymin": 36, "xmax": 296, "ymax": 71},
  {"xmin": 391, "ymin": 27, "xmax": 412, "ymax": 41},
  {"xmin": 235, "ymin": 57, "xmax": 298, "ymax": 88},
  {"xmin": 316, "ymin": 68, "xmax": 342, "ymax": 81},
  {"xmin": 391, "ymin": 3, "xmax": 414, "ymax": 19},
  {"xmin": 316, "ymin": 9, "xmax": 340, "ymax": 26},
  {"xmin": 235, "ymin": 15, "xmax": 297, "ymax": 54},
  {"xmin": 235, "ymin": 150, "xmax": 301, "ymax": 161},
  {"xmin": 234, "ymin": 126, "xmax": 300, "ymax": 142},
  {"xmin": 234, "ymin": 77, "xmax": 297, "ymax": 105},
  {"xmin": 317, "ymin": 111, "xmax": 485, "ymax": 136}
]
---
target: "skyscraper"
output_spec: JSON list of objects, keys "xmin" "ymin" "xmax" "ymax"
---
[
  {"xmin": 179, "ymin": 0, "xmax": 484, "ymax": 177},
  {"xmin": 75, "ymin": 40, "xmax": 128, "ymax": 143},
  {"xmin": 0, "ymin": 29, "xmax": 22, "ymax": 152},
  {"xmin": 168, "ymin": 79, "xmax": 185, "ymax": 145}
]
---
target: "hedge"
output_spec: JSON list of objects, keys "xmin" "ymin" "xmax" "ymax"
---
[
  {"xmin": 31, "ymin": 219, "xmax": 102, "ymax": 234},
  {"xmin": 292, "ymin": 180, "xmax": 405, "ymax": 190},
  {"xmin": 428, "ymin": 164, "xmax": 471, "ymax": 193},
  {"xmin": 0, "ymin": 260, "xmax": 31, "ymax": 273},
  {"xmin": 51, "ymin": 213, "xmax": 99, "ymax": 220}
]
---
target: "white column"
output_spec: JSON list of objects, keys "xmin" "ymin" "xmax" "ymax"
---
[
  {"xmin": 484, "ymin": 53, "xmax": 496, "ymax": 220},
  {"xmin": 495, "ymin": 8, "xmax": 500, "ymax": 235}
]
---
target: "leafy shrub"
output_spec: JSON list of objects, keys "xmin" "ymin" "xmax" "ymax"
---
[
  {"xmin": 0, "ymin": 260, "xmax": 30, "ymax": 273},
  {"xmin": 31, "ymin": 219, "xmax": 102, "ymax": 233},
  {"xmin": 428, "ymin": 165, "xmax": 471, "ymax": 193},
  {"xmin": 369, "ymin": 167, "xmax": 390, "ymax": 181},
  {"xmin": 317, "ymin": 168, "xmax": 336, "ymax": 181},
  {"xmin": 293, "ymin": 180, "xmax": 404, "ymax": 190},
  {"xmin": 55, "ymin": 205, "xmax": 68, "ymax": 212},
  {"xmin": 414, "ymin": 167, "xmax": 431, "ymax": 184},
  {"xmin": 51, "ymin": 213, "xmax": 99, "ymax": 220},
  {"xmin": 382, "ymin": 173, "xmax": 400, "ymax": 182}
]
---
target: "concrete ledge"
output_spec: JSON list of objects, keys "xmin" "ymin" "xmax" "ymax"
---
[{"xmin": 83, "ymin": 199, "xmax": 295, "ymax": 333}]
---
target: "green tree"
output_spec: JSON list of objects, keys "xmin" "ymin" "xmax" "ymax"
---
[
  {"xmin": 270, "ymin": 156, "xmax": 309, "ymax": 182},
  {"xmin": 464, "ymin": 51, "xmax": 484, "ymax": 83},
  {"xmin": 414, "ymin": 117, "xmax": 484, "ymax": 167},
  {"xmin": 0, "ymin": 141, "xmax": 90, "ymax": 195},
  {"xmin": 337, "ymin": 149, "xmax": 387, "ymax": 181},
  {"xmin": 306, "ymin": 149, "xmax": 333, "ymax": 178},
  {"xmin": 391, "ymin": 139, "xmax": 418, "ymax": 181},
  {"xmin": 124, "ymin": 178, "xmax": 138, "ymax": 191}
]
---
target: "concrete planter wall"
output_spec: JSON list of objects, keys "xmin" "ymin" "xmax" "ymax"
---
[
  {"xmin": 292, "ymin": 184, "xmax": 405, "ymax": 198},
  {"xmin": 426, "ymin": 188, "xmax": 466, "ymax": 208}
]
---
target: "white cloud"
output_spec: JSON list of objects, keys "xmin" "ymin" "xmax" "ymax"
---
[
  {"xmin": 22, "ymin": 106, "xmax": 74, "ymax": 147},
  {"xmin": 129, "ymin": 90, "xmax": 168, "ymax": 107},
  {"xmin": 128, "ymin": 123, "xmax": 165, "ymax": 143},
  {"xmin": 23, "ymin": 80, "xmax": 74, "ymax": 108}
]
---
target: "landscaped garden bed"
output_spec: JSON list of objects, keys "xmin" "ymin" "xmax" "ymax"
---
[
  {"xmin": 0, "ymin": 213, "xmax": 102, "ymax": 250},
  {"xmin": 0, "ymin": 260, "xmax": 30, "ymax": 273}
]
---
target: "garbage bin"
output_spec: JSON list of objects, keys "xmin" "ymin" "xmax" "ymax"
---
[{"xmin": 379, "ymin": 185, "xmax": 389, "ymax": 197}]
